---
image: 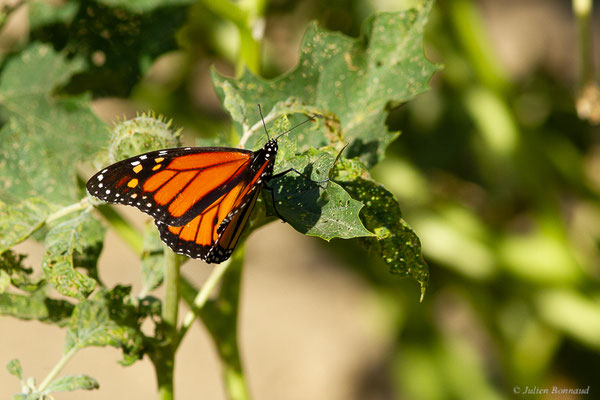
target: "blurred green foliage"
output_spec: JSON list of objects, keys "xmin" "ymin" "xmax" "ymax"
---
[{"xmin": 0, "ymin": 0, "xmax": 598, "ymax": 398}]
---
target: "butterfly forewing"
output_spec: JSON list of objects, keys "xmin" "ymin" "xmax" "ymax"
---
[{"xmin": 86, "ymin": 147, "xmax": 254, "ymax": 227}]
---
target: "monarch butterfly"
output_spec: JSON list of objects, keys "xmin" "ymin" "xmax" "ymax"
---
[{"xmin": 86, "ymin": 113, "xmax": 316, "ymax": 264}]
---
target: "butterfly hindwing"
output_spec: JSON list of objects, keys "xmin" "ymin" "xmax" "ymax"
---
[
  {"xmin": 86, "ymin": 147, "xmax": 254, "ymax": 227},
  {"xmin": 155, "ymin": 176, "xmax": 262, "ymax": 263}
]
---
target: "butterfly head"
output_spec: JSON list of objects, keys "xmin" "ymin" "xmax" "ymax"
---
[{"xmin": 263, "ymin": 138, "xmax": 278, "ymax": 159}]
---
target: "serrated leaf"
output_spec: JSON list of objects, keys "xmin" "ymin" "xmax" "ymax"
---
[
  {"xmin": 64, "ymin": 286, "xmax": 144, "ymax": 366},
  {"xmin": 0, "ymin": 198, "xmax": 55, "ymax": 254},
  {"xmin": 42, "ymin": 212, "xmax": 104, "ymax": 300},
  {"xmin": 0, "ymin": 43, "xmax": 108, "ymax": 204},
  {"xmin": 212, "ymin": 2, "xmax": 439, "ymax": 166},
  {"xmin": 44, "ymin": 374, "xmax": 99, "ymax": 393},
  {"xmin": 268, "ymin": 147, "xmax": 373, "ymax": 240},
  {"xmin": 140, "ymin": 223, "xmax": 164, "ymax": 293},
  {"xmin": 0, "ymin": 291, "xmax": 74, "ymax": 326},
  {"xmin": 6, "ymin": 359, "xmax": 22, "ymax": 380},
  {"xmin": 336, "ymin": 159, "xmax": 428, "ymax": 296}
]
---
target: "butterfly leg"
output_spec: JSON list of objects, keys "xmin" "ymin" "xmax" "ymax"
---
[{"xmin": 262, "ymin": 184, "xmax": 288, "ymax": 223}]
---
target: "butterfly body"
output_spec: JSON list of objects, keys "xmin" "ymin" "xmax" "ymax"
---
[{"xmin": 86, "ymin": 139, "xmax": 279, "ymax": 263}]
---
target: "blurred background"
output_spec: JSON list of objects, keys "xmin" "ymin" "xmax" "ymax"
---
[{"xmin": 1, "ymin": 0, "xmax": 600, "ymax": 398}]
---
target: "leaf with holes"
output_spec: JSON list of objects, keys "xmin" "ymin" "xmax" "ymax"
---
[
  {"xmin": 212, "ymin": 1, "xmax": 439, "ymax": 166},
  {"xmin": 0, "ymin": 43, "xmax": 108, "ymax": 205},
  {"xmin": 0, "ymin": 198, "xmax": 55, "ymax": 254},
  {"xmin": 267, "ymin": 147, "xmax": 373, "ymax": 240},
  {"xmin": 64, "ymin": 286, "xmax": 145, "ymax": 366},
  {"xmin": 42, "ymin": 212, "xmax": 104, "ymax": 300},
  {"xmin": 0, "ymin": 290, "xmax": 74, "ymax": 326},
  {"xmin": 44, "ymin": 374, "xmax": 99, "ymax": 393},
  {"xmin": 335, "ymin": 158, "xmax": 428, "ymax": 296}
]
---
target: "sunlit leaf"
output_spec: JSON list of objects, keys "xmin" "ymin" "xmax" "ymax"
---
[
  {"xmin": 0, "ymin": 198, "xmax": 55, "ymax": 254},
  {"xmin": 0, "ymin": 291, "xmax": 74, "ymax": 326},
  {"xmin": 42, "ymin": 212, "xmax": 103, "ymax": 300},
  {"xmin": 64, "ymin": 286, "xmax": 145, "ymax": 366},
  {"xmin": 6, "ymin": 359, "xmax": 22, "ymax": 380},
  {"xmin": 0, "ymin": 43, "xmax": 108, "ymax": 205},
  {"xmin": 44, "ymin": 374, "xmax": 99, "ymax": 393}
]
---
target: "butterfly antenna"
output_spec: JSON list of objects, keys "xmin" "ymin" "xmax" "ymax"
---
[
  {"xmin": 258, "ymin": 104, "xmax": 271, "ymax": 140},
  {"xmin": 275, "ymin": 113, "xmax": 322, "ymax": 141}
]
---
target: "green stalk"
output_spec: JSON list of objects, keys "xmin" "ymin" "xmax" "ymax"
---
[
  {"xmin": 95, "ymin": 204, "xmax": 144, "ymax": 255},
  {"xmin": 153, "ymin": 248, "xmax": 181, "ymax": 400},
  {"xmin": 177, "ymin": 259, "xmax": 232, "ymax": 346},
  {"xmin": 198, "ymin": 0, "xmax": 265, "ymax": 75},
  {"xmin": 199, "ymin": 248, "xmax": 250, "ymax": 400},
  {"xmin": 573, "ymin": 0, "xmax": 594, "ymax": 86},
  {"xmin": 37, "ymin": 347, "xmax": 79, "ymax": 392},
  {"xmin": 447, "ymin": 0, "xmax": 510, "ymax": 93}
]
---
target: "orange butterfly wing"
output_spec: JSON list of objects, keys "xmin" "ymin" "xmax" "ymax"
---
[
  {"xmin": 86, "ymin": 147, "xmax": 254, "ymax": 227},
  {"xmin": 155, "ymin": 158, "xmax": 272, "ymax": 263},
  {"xmin": 87, "ymin": 140, "xmax": 279, "ymax": 263}
]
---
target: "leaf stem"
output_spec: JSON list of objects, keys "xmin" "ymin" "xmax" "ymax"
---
[
  {"xmin": 46, "ymin": 198, "xmax": 91, "ymax": 225},
  {"xmin": 37, "ymin": 346, "xmax": 79, "ymax": 392},
  {"xmin": 238, "ymin": 107, "xmax": 281, "ymax": 148}
]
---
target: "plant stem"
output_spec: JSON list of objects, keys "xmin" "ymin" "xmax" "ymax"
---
[
  {"xmin": 447, "ymin": 0, "xmax": 510, "ymax": 93},
  {"xmin": 197, "ymin": 0, "xmax": 264, "ymax": 75},
  {"xmin": 177, "ymin": 259, "xmax": 232, "ymax": 346},
  {"xmin": 573, "ymin": 0, "xmax": 594, "ymax": 86},
  {"xmin": 154, "ymin": 247, "xmax": 181, "ymax": 400},
  {"xmin": 201, "ymin": 248, "xmax": 251, "ymax": 400},
  {"xmin": 37, "ymin": 347, "xmax": 79, "ymax": 392},
  {"xmin": 95, "ymin": 204, "xmax": 144, "ymax": 255}
]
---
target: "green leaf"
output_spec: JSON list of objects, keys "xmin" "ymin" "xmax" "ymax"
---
[
  {"xmin": 64, "ymin": 286, "xmax": 145, "ymax": 366},
  {"xmin": 44, "ymin": 374, "xmax": 99, "ymax": 393},
  {"xmin": 0, "ymin": 43, "xmax": 108, "ymax": 204},
  {"xmin": 6, "ymin": 359, "xmax": 22, "ymax": 380},
  {"xmin": 212, "ymin": 3, "xmax": 439, "ymax": 166},
  {"xmin": 335, "ymin": 158, "xmax": 428, "ymax": 296},
  {"xmin": 0, "ymin": 291, "xmax": 74, "ymax": 326},
  {"xmin": 12, "ymin": 395, "xmax": 40, "ymax": 400},
  {"xmin": 140, "ymin": 223, "xmax": 165, "ymax": 294},
  {"xmin": 28, "ymin": 0, "xmax": 79, "ymax": 30},
  {"xmin": 267, "ymin": 147, "xmax": 373, "ymax": 240},
  {"xmin": 0, "ymin": 251, "xmax": 44, "ymax": 292},
  {"xmin": 0, "ymin": 198, "xmax": 55, "ymax": 254},
  {"xmin": 0, "ymin": 269, "xmax": 9, "ymax": 292},
  {"xmin": 42, "ymin": 212, "xmax": 104, "ymax": 300}
]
